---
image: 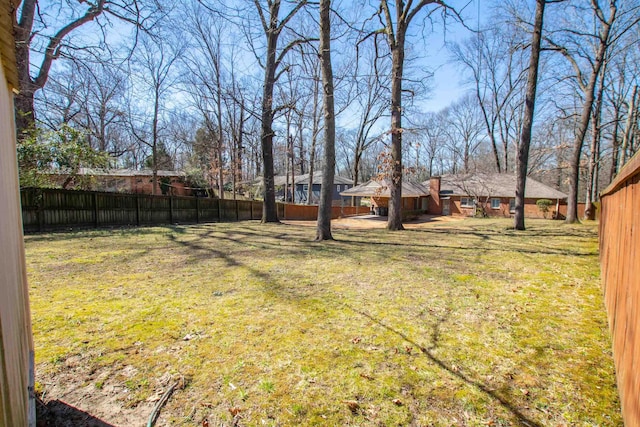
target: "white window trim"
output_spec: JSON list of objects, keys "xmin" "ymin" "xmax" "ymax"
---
[
  {"xmin": 491, "ymin": 198, "xmax": 500, "ymax": 209},
  {"xmin": 460, "ymin": 197, "xmax": 476, "ymax": 208},
  {"xmin": 509, "ymin": 198, "xmax": 516, "ymax": 213}
]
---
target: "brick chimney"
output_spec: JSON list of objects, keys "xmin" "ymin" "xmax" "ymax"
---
[{"xmin": 428, "ymin": 176, "xmax": 441, "ymax": 214}]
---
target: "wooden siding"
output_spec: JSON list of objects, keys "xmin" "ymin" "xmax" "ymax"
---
[
  {"xmin": 0, "ymin": 0, "xmax": 18, "ymax": 90},
  {"xmin": 1, "ymin": 47, "xmax": 34, "ymax": 425},
  {"xmin": 599, "ymin": 151, "xmax": 640, "ymax": 427}
]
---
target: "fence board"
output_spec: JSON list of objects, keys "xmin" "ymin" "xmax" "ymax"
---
[
  {"xmin": 20, "ymin": 188, "xmax": 378, "ymax": 231},
  {"xmin": 599, "ymin": 152, "xmax": 640, "ymax": 427},
  {"xmin": 1, "ymin": 59, "xmax": 34, "ymax": 425}
]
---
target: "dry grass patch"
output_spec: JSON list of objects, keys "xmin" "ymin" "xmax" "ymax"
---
[{"xmin": 26, "ymin": 218, "xmax": 620, "ymax": 426}]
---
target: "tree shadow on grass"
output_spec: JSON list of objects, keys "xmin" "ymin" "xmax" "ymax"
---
[
  {"xmin": 37, "ymin": 399, "xmax": 115, "ymax": 427},
  {"xmin": 340, "ymin": 233, "xmax": 597, "ymax": 257},
  {"xmin": 346, "ymin": 305, "xmax": 543, "ymax": 427},
  {"xmin": 166, "ymin": 231, "xmax": 320, "ymax": 302}
]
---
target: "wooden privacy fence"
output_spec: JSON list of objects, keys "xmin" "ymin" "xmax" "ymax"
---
[
  {"xmin": 599, "ymin": 151, "xmax": 640, "ymax": 427},
  {"xmin": 20, "ymin": 188, "xmax": 370, "ymax": 231},
  {"xmin": 20, "ymin": 188, "xmax": 264, "ymax": 231}
]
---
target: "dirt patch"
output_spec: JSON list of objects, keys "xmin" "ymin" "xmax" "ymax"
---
[
  {"xmin": 282, "ymin": 214, "xmax": 464, "ymax": 229},
  {"xmin": 36, "ymin": 363, "xmax": 155, "ymax": 426}
]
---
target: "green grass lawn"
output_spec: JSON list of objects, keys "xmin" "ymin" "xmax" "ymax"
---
[{"xmin": 25, "ymin": 218, "xmax": 621, "ymax": 426}]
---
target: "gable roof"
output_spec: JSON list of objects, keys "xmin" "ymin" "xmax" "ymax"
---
[
  {"xmin": 294, "ymin": 171, "xmax": 354, "ymax": 185},
  {"xmin": 340, "ymin": 179, "xmax": 429, "ymax": 198},
  {"xmin": 257, "ymin": 172, "xmax": 353, "ymax": 187},
  {"xmin": 423, "ymin": 173, "xmax": 567, "ymax": 200},
  {"xmin": 50, "ymin": 168, "xmax": 187, "ymax": 178}
]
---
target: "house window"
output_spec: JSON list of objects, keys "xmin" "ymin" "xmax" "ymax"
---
[
  {"xmin": 509, "ymin": 199, "xmax": 516, "ymax": 212},
  {"xmin": 491, "ymin": 198, "xmax": 500, "ymax": 209},
  {"xmin": 302, "ymin": 184, "xmax": 308, "ymax": 192},
  {"xmin": 337, "ymin": 184, "xmax": 342, "ymax": 192},
  {"xmin": 460, "ymin": 197, "xmax": 475, "ymax": 208}
]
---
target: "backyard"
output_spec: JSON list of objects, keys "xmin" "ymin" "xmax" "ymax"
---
[{"xmin": 26, "ymin": 218, "xmax": 620, "ymax": 426}]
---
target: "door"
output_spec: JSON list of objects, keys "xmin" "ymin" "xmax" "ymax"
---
[{"xmin": 442, "ymin": 199, "xmax": 450, "ymax": 216}]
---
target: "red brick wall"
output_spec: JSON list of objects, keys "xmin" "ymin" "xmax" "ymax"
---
[
  {"xmin": 446, "ymin": 196, "xmax": 571, "ymax": 219},
  {"xmin": 282, "ymin": 204, "xmax": 370, "ymax": 220},
  {"xmin": 428, "ymin": 177, "xmax": 442, "ymax": 214}
]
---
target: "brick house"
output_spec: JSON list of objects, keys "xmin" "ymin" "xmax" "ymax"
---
[
  {"xmin": 424, "ymin": 173, "xmax": 568, "ymax": 218},
  {"xmin": 50, "ymin": 168, "xmax": 192, "ymax": 196},
  {"xmin": 340, "ymin": 179, "xmax": 430, "ymax": 216}
]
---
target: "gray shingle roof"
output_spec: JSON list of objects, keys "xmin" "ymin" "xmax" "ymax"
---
[
  {"xmin": 56, "ymin": 168, "xmax": 186, "ymax": 177},
  {"xmin": 264, "ymin": 172, "xmax": 353, "ymax": 186},
  {"xmin": 422, "ymin": 173, "xmax": 567, "ymax": 199},
  {"xmin": 340, "ymin": 179, "xmax": 429, "ymax": 197}
]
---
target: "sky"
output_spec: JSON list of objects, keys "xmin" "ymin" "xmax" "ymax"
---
[{"xmin": 416, "ymin": 0, "xmax": 485, "ymax": 112}]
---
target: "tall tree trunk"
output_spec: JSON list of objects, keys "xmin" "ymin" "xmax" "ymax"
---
[
  {"xmin": 565, "ymin": 2, "xmax": 615, "ymax": 224},
  {"xmin": 609, "ymin": 102, "xmax": 621, "ymax": 181},
  {"xmin": 585, "ymin": 64, "xmax": 607, "ymax": 220},
  {"xmin": 307, "ymin": 75, "xmax": 320, "ymax": 205},
  {"xmin": 514, "ymin": 0, "xmax": 545, "ymax": 230},
  {"xmin": 316, "ymin": 0, "xmax": 335, "ymax": 241},
  {"xmin": 290, "ymin": 133, "xmax": 296, "ymax": 204},
  {"xmin": 387, "ymin": 28, "xmax": 405, "ymax": 231},
  {"xmin": 298, "ymin": 112, "xmax": 305, "ymax": 175},
  {"xmin": 620, "ymin": 85, "xmax": 637, "ymax": 168},
  {"xmin": 260, "ymin": 10, "xmax": 280, "ymax": 222},
  {"xmin": 216, "ymin": 62, "xmax": 225, "ymax": 200},
  {"xmin": 151, "ymin": 87, "xmax": 160, "ymax": 196}
]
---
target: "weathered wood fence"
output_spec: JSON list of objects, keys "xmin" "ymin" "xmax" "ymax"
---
[
  {"xmin": 1, "ymin": 27, "xmax": 35, "ymax": 425},
  {"xmin": 20, "ymin": 188, "xmax": 370, "ymax": 232},
  {"xmin": 599, "ymin": 152, "xmax": 640, "ymax": 427}
]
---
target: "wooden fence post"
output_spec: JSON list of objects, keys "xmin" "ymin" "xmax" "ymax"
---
[
  {"xmin": 195, "ymin": 197, "xmax": 200, "ymax": 224},
  {"xmin": 37, "ymin": 189, "xmax": 44, "ymax": 232},
  {"xmin": 135, "ymin": 195, "xmax": 141, "ymax": 226},
  {"xmin": 217, "ymin": 199, "xmax": 222, "ymax": 222},
  {"xmin": 235, "ymin": 200, "xmax": 239, "ymax": 221},
  {"xmin": 93, "ymin": 192, "xmax": 99, "ymax": 228},
  {"xmin": 169, "ymin": 196, "xmax": 174, "ymax": 224}
]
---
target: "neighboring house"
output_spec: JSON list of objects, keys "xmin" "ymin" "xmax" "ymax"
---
[
  {"xmin": 293, "ymin": 171, "xmax": 354, "ymax": 205},
  {"xmin": 340, "ymin": 179, "xmax": 430, "ymax": 215},
  {"xmin": 424, "ymin": 173, "xmax": 568, "ymax": 218},
  {"xmin": 50, "ymin": 168, "xmax": 191, "ymax": 196},
  {"xmin": 258, "ymin": 171, "xmax": 354, "ymax": 205}
]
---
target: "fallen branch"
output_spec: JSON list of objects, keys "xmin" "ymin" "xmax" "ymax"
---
[{"xmin": 146, "ymin": 381, "xmax": 178, "ymax": 427}]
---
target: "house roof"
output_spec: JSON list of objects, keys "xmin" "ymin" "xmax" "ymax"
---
[
  {"xmin": 251, "ymin": 171, "xmax": 353, "ymax": 187},
  {"xmin": 52, "ymin": 168, "xmax": 187, "ymax": 178},
  {"xmin": 340, "ymin": 179, "xmax": 429, "ymax": 198},
  {"xmin": 423, "ymin": 173, "xmax": 567, "ymax": 199},
  {"xmin": 294, "ymin": 171, "xmax": 354, "ymax": 185}
]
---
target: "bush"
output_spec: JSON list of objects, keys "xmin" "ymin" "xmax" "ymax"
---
[{"xmin": 536, "ymin": 199, "xmax": 553, "ymax": 218}]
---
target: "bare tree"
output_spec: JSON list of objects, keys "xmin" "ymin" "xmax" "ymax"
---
[
  {"xmin": 514, "ymin": 0, "xmax": 545, "ymax": 231},
  {"xmin": 545, "ymin": 0, "xmax": 639, "ymax": 223},
  {"xmin": 452, "ymin": 24, "xmax": 528, "ymax": 173},
  {"xmin": 446, "ymin": 94, "xmax": 485, "ymax": 173},
  {"xmin": 13, "ymin": 0, "xmax": 150, "ymax": 136},
  {"xmin": 127, "ymin": 32, "xmax": 182, "ymax": 195},
  {"xmin": 350, "ymin": 48, "xmax": 390, "ymax": 187},
  {"xmin": 316, "ymin": 0, "xmax": 335, "ymax": 241},
  {"xmin": 181, "ymin": 8, "xmax": 228, "ymax": 199},
  {"xmin": 375, "ymin": 0, "xmax": 458, "ymax": 230},
  {"xmin": 251, "ymin": 0, "xmax": 309, "ymax": 222}
]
